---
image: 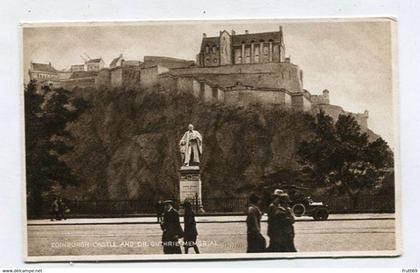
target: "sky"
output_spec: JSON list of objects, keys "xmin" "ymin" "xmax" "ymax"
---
[{"xmin": 22, "ymin": 19, "xmax": 396, "ymax": 147}]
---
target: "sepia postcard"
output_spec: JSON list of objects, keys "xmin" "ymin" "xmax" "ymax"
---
[{"xmin": 21, "ymin": 18, "xmax": 400, "ymax": 261}]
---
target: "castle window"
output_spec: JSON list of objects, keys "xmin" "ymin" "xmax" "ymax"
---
[
  {"xmin": 212, "ymin": 45, "xmax": 217, "ymax": 53},
  {"xmin": 263, "ymin": 46, "xmax": 269, "ymax": 56},
  {"xmin": 254, "ymin": 45, "xmax": 260, "ymax": 63},
  {"xmin": 213, "ymin": 58, "xmax": 217, "ymax": 63},
  {"xmin": 245, "ymin": 46, "xmax": 251, "ymax": 63},
  {"xmin": 205, "ymin": 45, "xmax": 210, "ymax": 53}
]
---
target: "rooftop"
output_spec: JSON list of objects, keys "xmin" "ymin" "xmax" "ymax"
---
[
  {"xmin": 110, "ymin": 54, "xmax": 123, "ymax": 67},
  {"xmin": 86, "ymin": 58, "xmax": 103, "ymax": 64},
  {"xmin": 201, "ymin": 29, "xmax": 283, "ymax": 49},
  {"xmin": 30, "ymin": 62, "xmax": 57, "ymax": 73}
]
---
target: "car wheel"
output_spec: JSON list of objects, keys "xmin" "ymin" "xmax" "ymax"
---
[
  {"xmin": 313, "ymin": 208, "xmax": 329, "ymax": 221},
  {"xmin": 292, "ymin": 203, "xmax": 306, "ymax": 217}
]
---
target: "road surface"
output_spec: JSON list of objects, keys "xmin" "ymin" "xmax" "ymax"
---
[{"xmin": 27, "ymin": 214, "xmax": 396, "ymax": 257}]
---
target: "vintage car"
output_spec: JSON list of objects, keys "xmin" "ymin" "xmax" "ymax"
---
[{"xmin": 290, "ymin": 196, "xmax": 329, "ymax": 221}]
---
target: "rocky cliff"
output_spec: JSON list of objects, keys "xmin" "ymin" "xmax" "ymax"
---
[{"xmin": 63, "ymin": 86, "xmax": 314, "ymax": 202}]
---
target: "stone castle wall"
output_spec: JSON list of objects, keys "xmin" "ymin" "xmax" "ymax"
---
[
  {"xmin": 36, "ymin": 55, "xmax": 368, "ymax": 130},
  {"xmin": 56, "ymin": 77, "xmax": 96, "ymax": 90},
  {"xmin": 291, "ymin": 93, "xmax": 312, "ymax": 112},
  {"xmin": 350, "ymin": 111, "xmax": 369, "ymax": 131},
  {"xmin": 95, "ymin": 69, "xmax": 111, "ymax": 89},
  {"xmin": 310, "ymin": 90, "xmax": 330, "ymax": 105},
  {"xmin": 312, "ymin": 104, "xmax": 369, "ymax": 131},
  {"xmin": 140, "ymin": 65, "xmax": 169, "ymax": 89},
  {"xmin": 169, "ymin": 62, "xmax": 303, "ymax": 93},
  {"xmin": 111, "ymin": 68, "xmax": 123, "ymax": 87},
  {"xmin": 224, "ymin": 89, "xmax": 291, "ymax": 107},
  {"xmin": 121, "ymin": 67, "xmax": 141, "ymax": 89}
]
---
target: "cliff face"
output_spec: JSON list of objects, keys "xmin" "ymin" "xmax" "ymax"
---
[{"xmin": 64, "ymin": 87, "xmax": 314, "ymax": 202}]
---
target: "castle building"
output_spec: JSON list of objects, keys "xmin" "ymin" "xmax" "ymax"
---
[
  {"xmin": 28, "ymin": 62, "xmax": 58, "ymax": 81},
  {"xmin": 70, "ymin": 64, "xmax": 85, "ymax": 72},
  {"xmin": 28, "ymin": 26, "xmax": 370, "ymax": 132},
  {"xmin": 85, "ymin": 58, "xmax": 104, "ymax": 72},
  {"xmin": 196, "ymin": 27, "xmax": 285, "ymax": 67},
  {"xmin": 110, "ymin": 54, "xmax": 124, "ymax": 69}
]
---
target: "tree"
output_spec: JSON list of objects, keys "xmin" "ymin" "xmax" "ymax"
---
[
  {"xmin": 297, "ymin": 110, "xmax": 337, "ymax": 184},
  {"xmin": 24, "ymin": 81, "xmax": 89, "ymax": 217},
  {"xmin": 297, "ymin": 110, "xmax": 394, "ymax": 206}
]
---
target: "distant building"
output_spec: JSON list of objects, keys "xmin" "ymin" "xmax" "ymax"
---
[
  {"xmin": 85, "ymin": 58, "xmax": 104, "ymax": 72},
  {"xmin": 70, "ymin": 64, "xmax": 85, "ymax": 72},
  {"xmin": 110, "ymin": 54, "xmax": 124, "ymax": 69},
  {"xmin": 28, "ymin": 62, "xmax": 58, "ymax": 81},
  {"xmin": 196, "ymin": 27, "xmax": 285, "ymax": 67}
]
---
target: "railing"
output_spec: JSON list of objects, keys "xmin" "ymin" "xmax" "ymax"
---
[{"xmin": 31, "ymin": 194, "xmax": 394, "ymax": 219}]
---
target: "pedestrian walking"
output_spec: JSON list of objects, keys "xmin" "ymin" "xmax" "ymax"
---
[
  {"xmin": 58, "ymin": 197, "xmax": 69, "ymax": 220},
  {"xmin": 50, "ymin": 197, "xmax": 60, "ymax": 221},
  {"xmin": 246, "ymin": 193, "xmax": 266, "ymax": 253},
  {"xmin": 182, "ymin": 201, "xmax": 200, "ymax": 254},
  {"xmin": 156, "ymin": 200, "xmax": 164, "ymax": 223},
  {"xmin": 160, "ymin": 200, "xmax": 183, "ymax": 254},
  {"xmin": 266, "ymin": 189, "xmax": 297, "ymax": 252}
]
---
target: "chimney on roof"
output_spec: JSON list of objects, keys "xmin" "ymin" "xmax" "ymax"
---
[
  {"xmin": 285, "ymin": 57, "xmax": 291, "ymax": 63},
  {"xmin": 279, "ymin": 26, "xmax": 284, "ymax": 44},
  {"xmin": 231, "ymin": 30, "xmax": 236, "ymax": 35},
  {"xmin": 49, "ymin": 62, "xmax": 51, "ymax": 67},
  {"xmin": 245, "ymin": 30, "xmax": 249, "ymax": 34},
  {"xmin": 202, "ymin": 33, "xmax": 207, "ymax": 38}
]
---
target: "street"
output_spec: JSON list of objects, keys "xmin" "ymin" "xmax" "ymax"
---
[{"xmin": 27, "ymin": 214, "xmax": 396, "ymax": 257}]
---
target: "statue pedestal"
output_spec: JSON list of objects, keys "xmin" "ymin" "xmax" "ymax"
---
[{"xmin": 179, "ymin": 166, "xmax": 205, "ymax": 213}]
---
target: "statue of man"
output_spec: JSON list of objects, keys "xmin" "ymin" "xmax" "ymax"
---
[{"xmin": 179, "ymin": 124, "xmax": 202, "ymax": 166}]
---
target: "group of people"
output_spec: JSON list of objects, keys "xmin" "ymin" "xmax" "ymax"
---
[
  {"xmin": 50, "ymin": 196, "xmax": 69, "ymax": 221},
  {"xmin": 246, "ymin": 189, "xmax": 297, "ymax": 253},
  {"xmin": 157, "ymin": 188, "xmax": 296, "ymax": 255},
  {"xmin": 159, "ymin": 200, "xmax": 200, "ymax": 254}
]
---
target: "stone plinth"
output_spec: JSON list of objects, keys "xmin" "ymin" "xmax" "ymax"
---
[{"xmin": 179, "ymin": 165, "xmax": 204, "ymax": 212}]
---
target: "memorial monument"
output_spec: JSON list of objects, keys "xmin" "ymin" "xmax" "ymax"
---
[{"xmin": 179, "ymin": 124, "xmax": 204, "ymax": 212}]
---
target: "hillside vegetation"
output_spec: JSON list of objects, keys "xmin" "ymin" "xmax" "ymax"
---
[{"xmin": 63, "ymin": 86, "xmax": 315, "ymax": 202}]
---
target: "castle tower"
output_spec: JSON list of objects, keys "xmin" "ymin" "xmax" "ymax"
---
[
  {"xmin": 279, "ymin": 26, "xmax": 286, "ymax": 62},
  {"xmin": 197, "ymin": 26, "xmax": 287, "ymax": 67},
  {"xmin": 322, "ymin": 89, "xmax": 330, "ymax": 104}
]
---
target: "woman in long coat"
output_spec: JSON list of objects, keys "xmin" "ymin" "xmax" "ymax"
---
[{"xmin": 183, "ymin": 201, "xmax": 200, "ymax": 254}]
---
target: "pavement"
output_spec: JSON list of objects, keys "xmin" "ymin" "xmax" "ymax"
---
[
  {"xmin": 26, "ymin": 214, "xmax": 396, "ymax": 256},
  {"xmin": 27, "ymin": 213, "xmax": 395, "ymax": 225}
]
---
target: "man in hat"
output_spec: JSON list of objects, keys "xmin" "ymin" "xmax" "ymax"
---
[
  {"xmin": 267, "ymin": 189, "xmax": 297, "ymax": 252},
  {"xmin": 160, "ymin": 200, "xmax": 183, "ymax": 254},
  {"xmin": 246, "ymin": 193, "xmax": 266, "ymax": 253}
]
